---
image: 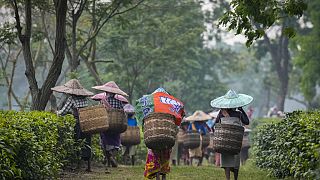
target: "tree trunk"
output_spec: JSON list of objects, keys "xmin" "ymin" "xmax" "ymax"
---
[
  {"xmin": 263, "ymin": 30, "xmax": 290, "ymax": 111},
  {"xmin": 34, "ymin": 0, "xmax": 68, "ymax": 110}
]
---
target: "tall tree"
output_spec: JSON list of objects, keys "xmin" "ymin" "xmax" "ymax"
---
[
  {"xmin": 294, "ymin": 0, "xmax": 320, "ymax": 108},
  {"xmin": 9, "ymin": 0, "xmax": 68, "ymax": 110},
  {"xmin": 95, "ymin": 0, "xmax": 227, "ymax": 111},
  {"xmin": 217, "ymin": 0, "xmax": 308, "ymax": 111}
]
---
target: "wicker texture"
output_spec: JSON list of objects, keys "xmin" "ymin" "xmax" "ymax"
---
[
  {"xmin": 177, "ymin": 129, "xmax": 185, "ymax": 145},
  {"xmin": 207, "ymin": 132, "xmax": 215, "ymax": 153},
  {"xmin": 121, "ymin": 126, "xmax": 141, "ymax": 146},
  {"xmin": 143, "ymin": 113, "xmax": 178, "ymax": 150},
  {"xmin": 201, "ymin": 134, "xmax": 210, "ymax": 148},
  {"xmin": 213, "ymin": 123, "xmax": 244, "ymax": 154},
  {"xmin": 79, "ymin": 104, "xmax": 109, "ymax": 134},
  {"xmin": 183, "ymin": 131, "xmax": 200, "ymax": 149},
  {"xmin": 106, "ymin": 108, "xmax": 127, "ymax": 134}
]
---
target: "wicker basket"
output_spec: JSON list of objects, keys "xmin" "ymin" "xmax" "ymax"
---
[
  {"xmin": 177, "ymin": 129, "xmax": 185, "ymax": 145},
  {"xmin": 121, "ymin": 126, "xmax": 141, "ymax": 146},
  {"xmin": 106, "ymin": 108, "xmax": 127, "ymax": 134},
  {"xmin": 201, "ymin": 134, "xmax": 210, "ymax": 148},
  {"xmin": 207, "ymin": 132, "xmax": 215, "ymax": 153},
  {"xmin": 213, "ymin": 123, "xmax": 244, "ymax": 154},
  {"xmin": 143, "ymin": 113, "xmax": 178, "ymax": 150},
  {"xmin": 79, "ymin": 104, "xmax": 109, "ymax": 134},
  {"xmin": 183, "ymin": 131, "xmax": 200, "ymax": 149}
]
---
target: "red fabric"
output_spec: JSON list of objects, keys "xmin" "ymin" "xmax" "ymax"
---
[{"xmin": 153, "ymin": 92, "xmax": 185, "ymax": 126}]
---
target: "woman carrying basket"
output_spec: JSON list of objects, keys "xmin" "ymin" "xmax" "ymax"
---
[
  {"xmin": 211, "ymin": 90, "xmax": 253, "ymax": 180},
  {"xmin": 123, "ymin": 104, "xmax": 138, "ymax": 166},
  {"xmin": 52, "ymin": 79, "xmax": 94, "ymax": 172},
  {"xmin": 92, "ymin": 81, "xmax": 128, "ymax": 168},
  {"xmin": 136, "ymin": 88, "xmax": 185, "ymax": 180},
  {"xmin": 185, "ymin": 111, "xmax": 211, "ymax": 166}
]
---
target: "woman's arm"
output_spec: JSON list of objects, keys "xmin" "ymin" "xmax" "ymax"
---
[
  {"xmin": 238, "ymin": 107, "xmax": 249, "ymax": 125},
  {"xmin": 215, "ymin": 111, "xmax": 222, "ymax": 124},
  {"xmin": 57, "ymin": 97, "xmax": 74, "ymax": 116}
]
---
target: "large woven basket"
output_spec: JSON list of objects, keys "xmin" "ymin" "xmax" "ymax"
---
[
  {"xmin": 121, "ymin": 126, "xmax": 141, "ymax": 146},
  {"xmin": 143, "ymin": 113, "xmax": 178, "ymax": 150},
  {"xmin": 183, "ymin": 131, "xmax": 200, "ymax": 149},
  {"xmin": 201, "ymin": 134, "xmax": 210, "ymax": 148},
  {"xmin": 106, "ymin": 108, "xmax": 127, "ymax": 134},
  {"xmin": 177, "ymin": 129, "xmax": 185, "ymax": 145},
  {"xmin": 207, "ymin": 132, "xmax": 215, "ymax": 153},
  {"xmin": 79, "ymin": 104, "xmax": 109, "ymax": 134},
  {"xmin": 213, "ymin": 123, "xmax": 244, "ymax": 154}
]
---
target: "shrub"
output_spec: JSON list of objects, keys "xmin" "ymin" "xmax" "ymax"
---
[
  {"xmin": 252, "ymin": 110, "xmax": 320, "ymax": 179},
  {"xmin": 0, "ymin": 111, "xmax": 80, "ymax": 179}
]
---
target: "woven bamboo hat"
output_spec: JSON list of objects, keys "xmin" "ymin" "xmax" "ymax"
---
[
  {"xmin": 91, "ymin": 93, "xmax": 129, "ymax": 103},
  {"xmin": 185, "ymin": 110, "xmax": 212, "ymax": 121},
  {"xmin": 92, "ymin": 81, "xmax": 128, "ymax": 97},
  {"xmin": 209, "ymin": 111, "xmax": 219, "ymax": 118},
  {"xmin": 51, "ymin": 79, "xmax": 94, "ymax": 96},
  {"xmin": 115, "ymin": 94, "xmax": 129, "ymax": 103},
  {"xmin": 124, "ymin": 104, "xmax": 135, "ymax": 113},
  {"xmin": 91, "ymin": 93, "xmax": 105, "ymax": 101},
  {"xmin": 210, "ymin": 89, "xmax": 253, "ymax": 108}
]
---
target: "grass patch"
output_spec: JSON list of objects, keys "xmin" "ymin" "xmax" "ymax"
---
[{"xmin": 61, "ymin": 161, "xmax": 275, "ymax": 180}]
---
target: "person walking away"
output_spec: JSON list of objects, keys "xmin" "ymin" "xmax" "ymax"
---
[
  {"xmin": 211, "ymin": 89, "xmax": 253, "ymax": 180},
  {"xmin": 123, "ymin": 104, "xmax": 138, "ymax": 166},
  {"xmin": 187, "ymin": 121, "xmax": 207, "ymax": 166},
  {"xmin": 52, "ymin": 79, "xmax": 94, "ymax": 172},
  {"xmin": 92, "ymin": 81, "xmax": 128, "ymax": 168}
]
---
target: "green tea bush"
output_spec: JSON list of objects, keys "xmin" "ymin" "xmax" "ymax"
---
[
  {"xmin": 252, "ymin": 111, "xmax": 320, "ymax": 179},
  {"xmin": 0, "ymin": 111, "xmax": 80, "ymax": 179}
]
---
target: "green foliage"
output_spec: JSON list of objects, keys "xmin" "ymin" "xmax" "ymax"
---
[
  {"xmin": 94, "ymin": 0, "xmax": 227, "ymax": 111},
  {"xmin": 0, "ymin": 111, "xmax": 80, "ymax": 179},
  {"xmin": 218, "ymin": 0, "xmax": 308, "ymax": 46},
  {"xmin": 252, "ymin": 110, "xmax": 320, "ymax": 179},
  {"xmin": 0, "ymin": 23, "xmax": 16, "ymax": 45},
  {"xmin": 294, "ymin": 0, "xmax": 320, "ymax": 107}
]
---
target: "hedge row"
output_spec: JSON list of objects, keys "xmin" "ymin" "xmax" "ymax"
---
[
  {"xmin": 0, "ymin": 111, "xmax": 81, "ymax": 179},
  {"xmin": 252, "ymin": 111, "xmax": 320, "ymax": 179}
]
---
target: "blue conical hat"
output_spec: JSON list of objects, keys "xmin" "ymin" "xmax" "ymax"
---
[{"xmin": 210, "ymin": 90, "xmax": 253, "ymax": 108}]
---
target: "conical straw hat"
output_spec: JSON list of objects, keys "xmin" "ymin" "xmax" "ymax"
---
[
  {"xmin": 209, "ymin": 111, "xmax": 219, "ymax": 118},
  {"xmin": 115, "ymin": 94, "xmax": 129, "ymax": 103},
  {"xmin": 185, "ymin": 110, "xmax": 212, "ymax": 121},
  {"xmin": 210, "ymin": 89, "xmax": 253, "ymax": 108},
  {"xmin": 92, "ymin": 81, "xmax": 128, "ymax": 96},
  {"xmin": 51, "ymin": 79, "xmax": 93, "ymax": 96},
  {"xmin": 91, "ymin": 93, "xmax": 106, "ymax": 101},
  {"xmin": 124, "ymin": 104, "xmax": 135, "ymax": 113}
]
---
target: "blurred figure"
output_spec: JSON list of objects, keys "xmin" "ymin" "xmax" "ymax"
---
[
  {"xmin": 246, "ymin": 106, "xmax": 254, "ymax": 120},
  {"xmin": 123, "ymin": 104, "xmax": 138, "ymax": 166},
  {"xmin": 267, "ymin": 105, "xmax": 278, "ymax": 117}
]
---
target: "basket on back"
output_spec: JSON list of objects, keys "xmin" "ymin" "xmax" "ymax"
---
[
  {"xmin": 201, "ymin": 133, "xmax": 210, "ymax": 148},
  {"xmin": 121, "ymin": 126, "xmax": 141, "ymax": 146},
  {"xmin": 183, "ymin": 131, "xmax": 200, "ymax": 149},
  {"xmin": 143, "ymin": 113, "xmax": 178, "ymax": 150},
  {"xmin": 106, "ymin": 108, "xmax": 127, "ymax": 134},
  {"xmin": 207, "ymin": 132, "xmax": 215, "ymax": 153},
  {"xmin": 213, "ymin": 123, "xmax": 244, "ymax": 154},
  {"xmin": 177, "ymin": 128, "xmax": 185, "ymax": 145},
  {"xmin": 79, "ymin": 104, "xmax": 109, "ymax": 134},
  {"xmin": 79, "ymin": 104, "xmax": 127, "ymax": 134}
]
